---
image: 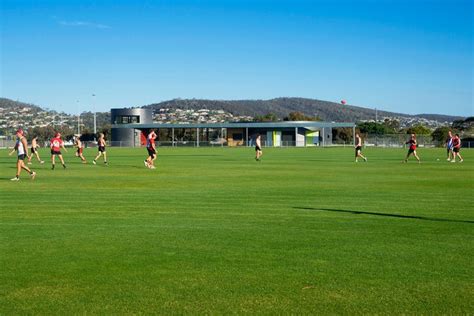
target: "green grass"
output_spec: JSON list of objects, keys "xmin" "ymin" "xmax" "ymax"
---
[{"xmin": 1, "ymin": 147, "xmax": 473, "ymax": 314}]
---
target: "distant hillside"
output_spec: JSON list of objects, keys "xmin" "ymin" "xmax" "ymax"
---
[
  {"xmin": 0, "ymin": 98, "xmax": 43, "ymax": 112},
  {"xmin": 0, "ymin": 97, "xmax": 464, "ymax": 129},
  {"xmin": 145, "ymin": 98, "xmax": 463, "ymax": 123}
]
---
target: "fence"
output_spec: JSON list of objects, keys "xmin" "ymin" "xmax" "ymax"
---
[{"xmin": 2, "ymin": 138, "xmax": 472, "ymax": 149}]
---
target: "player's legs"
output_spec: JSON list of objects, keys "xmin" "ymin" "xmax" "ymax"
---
[
  {"xmin": 451, "ymin": 151, "xmax": 459, "ymax": 162},
  {"xmin": 413, "ymin": 150, "xmax": 420, "ymax": 162},
  {"xmin": 58, "ymin": 154, "xmax": 66, "ymax": 168},
  {"xmin": 103, "ymin": 152, "xmax": 107, "ymax": 163},
  {"xmin": 16, "ymin": 160, "xmax": 22, "ymax": 177},
  {"xmin": 51, "ymin": 154, "xmax": 56, "ymax": 169},
  {"xmin": 404, "ymin": 151, "xmax": 411, "ymax": 162},
  {"xmin": 21, "ymin": 160, "xmax": 32, "ymax": 173},
  {"xmin": 93, "ymin": 151, "xmax": 102, "ymax": 163},
  {"xmin": 149, "ymin": 153, "xmax": 156, "ymax": 169},
  {"xmin": 358, "ymin": 151, "xmax": 367, "ymax": 162},
  {"xmin": 145, "ymin": 154, "xmax": 151, "ymax": 166}
]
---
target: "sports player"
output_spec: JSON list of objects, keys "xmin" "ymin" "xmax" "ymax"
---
[
  {"xmin": 74, "ymin": 135, "xmax": 87, "ymax": 163},
  {"xmin": 354, "ymin": 133, "xmax": 367, "ymax": 162},
  {"xmin": 50, "ymin": 132, "xmax": 67, "ymax": 170},
  {"xmin": 255, "ymin": 134, "xmax": 263, "ymax": 161},
  {"xmin": 404, "ymin": 133, "xmax": 420, "ymax": 163},
  {"xmin": 27, "ymin": 136, "xmax": 44, "ymax": 164},
  {"xmin": 446, "ymin": 130, "xmax": 454, "ymax": 161},
  {"xmin": 93, "ymin": 133, "xmax": 107, "ymax": 165},
  {"xmin": 145, "ymin": 130, "xmax": 157, "ymax": 169},
  {"xmin": 451, "ymin": 134, "xmax": 464, "ymax": 163},
  {"xmin": 9, "ymin": 129, "xmax": 36, "ymax": 181}
]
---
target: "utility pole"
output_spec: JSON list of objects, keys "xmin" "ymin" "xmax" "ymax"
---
[
  {"xmin": 76, "ymin": 100, "xmax": 81, "ymax": 134},
  {"xmin": 375, "ymin": 108, "xmax": 378, "ymax": 123},
  {"xmin": 92, "ymin": 94, "xmax": 97, "ymax": 140}
]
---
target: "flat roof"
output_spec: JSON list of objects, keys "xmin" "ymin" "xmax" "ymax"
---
[{"xmin": 112, "ymin": 121, "xmax": 355, "ymax": 129}]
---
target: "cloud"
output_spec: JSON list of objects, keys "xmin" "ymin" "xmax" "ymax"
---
[{"xmin": 58, "ymin": 20, "xmax": 111, "ymax": 29}]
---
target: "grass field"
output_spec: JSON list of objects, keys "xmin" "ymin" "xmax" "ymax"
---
[{"xmin": 1, "ymin": 147, "xmax": 473, "ymax": 314}]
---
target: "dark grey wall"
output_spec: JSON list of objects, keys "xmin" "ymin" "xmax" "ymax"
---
[
  {"xmin": 111, "ymin": 108, "xmax": 153, "ymax": 145},
  {"xmin": 111, "ymin": 108, "xmax": 153, "ymax": 125}
]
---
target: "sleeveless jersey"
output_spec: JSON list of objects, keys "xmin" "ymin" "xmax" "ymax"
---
[
  {"xmin": 50, "ymin": 137, "xmax": 63, "ymax": 151},
  {"xmin": 147, "ymin": 134, "xmax": 155, "ymax": 148},
  {"xmin": 16, "ymin": 137, "xmax": 26, "ymax": 156},
  {"xmin": 452, "ymin": 137, "xmax": 460, "ymax": 149}
]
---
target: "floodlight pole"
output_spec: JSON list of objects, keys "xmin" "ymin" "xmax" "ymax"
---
[
  {"xmin": 196, "ymin": 128, "xmax": 199, "ymax": 147},
  {"xmin": 172, "ymin": 128, "xmax": 175, "ymax": 147},
  {"xmin": 245, "ymin": 127, "xmax": 248, "ymax": 147},
  {"xmin": 76, "ymin": 100, "xmax": 80, "ymax": 134},
  {"xmin": 93, "ymin": 94, "xmax": 97, "ymax": 139},
  {"xmin": 353, "ymin": 125, "xmax": 356, "ymax": 147}
]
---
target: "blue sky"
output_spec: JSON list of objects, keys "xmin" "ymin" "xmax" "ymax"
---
[{"xmin": 1, "ymin": 0, "xmax": 472, "ymax": 116}]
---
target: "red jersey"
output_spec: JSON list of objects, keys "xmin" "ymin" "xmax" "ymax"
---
[
  {"xmin": 452, "ymin": 137, "xmax": 461, "ymax": 149},
  {"xmin": 147, "ymin": 134, "xmax": 156, "ymax": 148},
  {"xmin": 50, "ymin": 137, "xmax": 63, "ymax": 151},
  {"xmin": 407, "ymin": 139, "xmax": 416, "ymax": 150}
]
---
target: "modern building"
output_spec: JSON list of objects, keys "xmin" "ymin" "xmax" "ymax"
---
[{"xmin": 111, "ymin": 108, "xmax": 356, "ymax": 147}]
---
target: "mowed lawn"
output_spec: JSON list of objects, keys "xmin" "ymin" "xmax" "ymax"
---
[{"xmin": 0, "ymin": 147, "xmax": 473, "ymax": 314}]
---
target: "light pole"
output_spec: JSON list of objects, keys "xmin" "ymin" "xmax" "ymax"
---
[
  {"xmin": 92, "ymin": 94, "xmax": 97, "ymax": 140},
  {"xmin": 76, "ymin": 100, "xmax": 81, "ymax": 135}
]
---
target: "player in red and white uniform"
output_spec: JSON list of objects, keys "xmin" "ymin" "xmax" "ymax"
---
[
  {"xmin": 451, "ymin": 134, "xmax": 464, "ymax": 163},
  {"xmin": 255, "ymin": 134, "xmax": 263, "ymax": 161},
  {"xmin": 445, "ymin": 130, "xmax": 454, "ymax": 161},
  {"xmin": 27, "ymin": 136, "xmax": 44, "ymax": 165},
  {"xmin": 74, "ymin": 135, "xmax": 87, "ymax": 164},
  {"xmin": 93, "ymin": 133, "xmax": 107, "ymax": 165},
  {"xmin": 9, "ymin": 129, "xmax": 36, "ymax": 181},
  {"xmin": 144, "ymin": 130, "xmax": 157, "ymax": 169},
  {"xmin": 403, "ymin": 133, "xmax": 420, "ymax": 163},
  {"xmin": 354, "ymin": 133, "xmax": 367, "ymax": 162},
  {"xmin": 50, "ymin": 132, "xmax": 67, "ymax": 170}
]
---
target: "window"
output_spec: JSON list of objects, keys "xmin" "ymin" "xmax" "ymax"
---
[{"xmin": 117, "ymin": 116, "xmax": 140, "ymax": 124}]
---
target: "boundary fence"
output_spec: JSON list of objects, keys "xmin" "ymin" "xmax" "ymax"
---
[{"xmin": 2, "ymin": 138, "xmax": 473, "ymax": 149}]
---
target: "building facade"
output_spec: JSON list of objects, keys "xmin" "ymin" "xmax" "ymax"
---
[{"xmin": 111, "ymin": 108, "xmax": 355, "ymax": 147}]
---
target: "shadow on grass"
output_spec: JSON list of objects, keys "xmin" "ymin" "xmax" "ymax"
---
[{"xmin": 294, "ymin": 207, "xmax": 474, "ymax": 224}]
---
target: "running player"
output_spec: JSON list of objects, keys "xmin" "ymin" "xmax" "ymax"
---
[
  {"xmin": 9, "ymin": 129, "xmax": 36, "ymax": 181},
  {"xmin": 145, "ymin": 130, "xmax": 157, "ymax": 169},
  {"xmin": 451, "ymin": 134, "xmax": 464, "ymax": 163},
  {"xmin": 93, "ymin": 133, "xmax": 107, "ymax": 165},
  {"xmin": 50, "ymin": 132, "xmax": 67, "ymax": 170},
  {"xmin": 74, "ymin": 135, "xmax": 87, "ymax": 163},
  {"xmin": 403, "ymin": 133, "xmax": 420, "ymax": 163},
  {"xmin": 354, "ymin": 133, "xmax": 367, "ymax": 162},
  {"xmin": 27, "ymin": 136, "xmax": 44, "ymax": 165},
  {"xmin": 446, "ymin": 130, "xmax": 454, "ymax": 161},
  {"xmin": 255, "ymin": 134, "xmax": 263, "ymax": 161}
]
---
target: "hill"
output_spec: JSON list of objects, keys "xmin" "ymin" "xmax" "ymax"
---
[
  {"xmin": 145, "ymin": 97, "xmax": 463, "ymax": 123},
  {"xmin": 0, "ymin": 97, "xmax": 464, "ymax": 135}
]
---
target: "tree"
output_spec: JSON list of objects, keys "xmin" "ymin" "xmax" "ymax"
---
[
  {"xmin": 254, "ymin": 113, "xmax": 278, "ymax": 122},
  {"xmin": 284, "ymin": 111, "xmax": 321, "ymax": 121},
  {"xmin": 406, "ymin": 125, "xmax": 431, "ymax": 135},
  {"xmin": 332, "ymin": 128, "xmax": 353, "ymax": 143},
  {"xmin": 383, "ymin": 119, "xmax": 400, "ymax": 133},
  {"xmin": 357, "ymin": 122, "xmax": 391, "ymax": 135},
  {"xmin": 431, "ymin": 126, "xmax": 452, "ymax": 145}
]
